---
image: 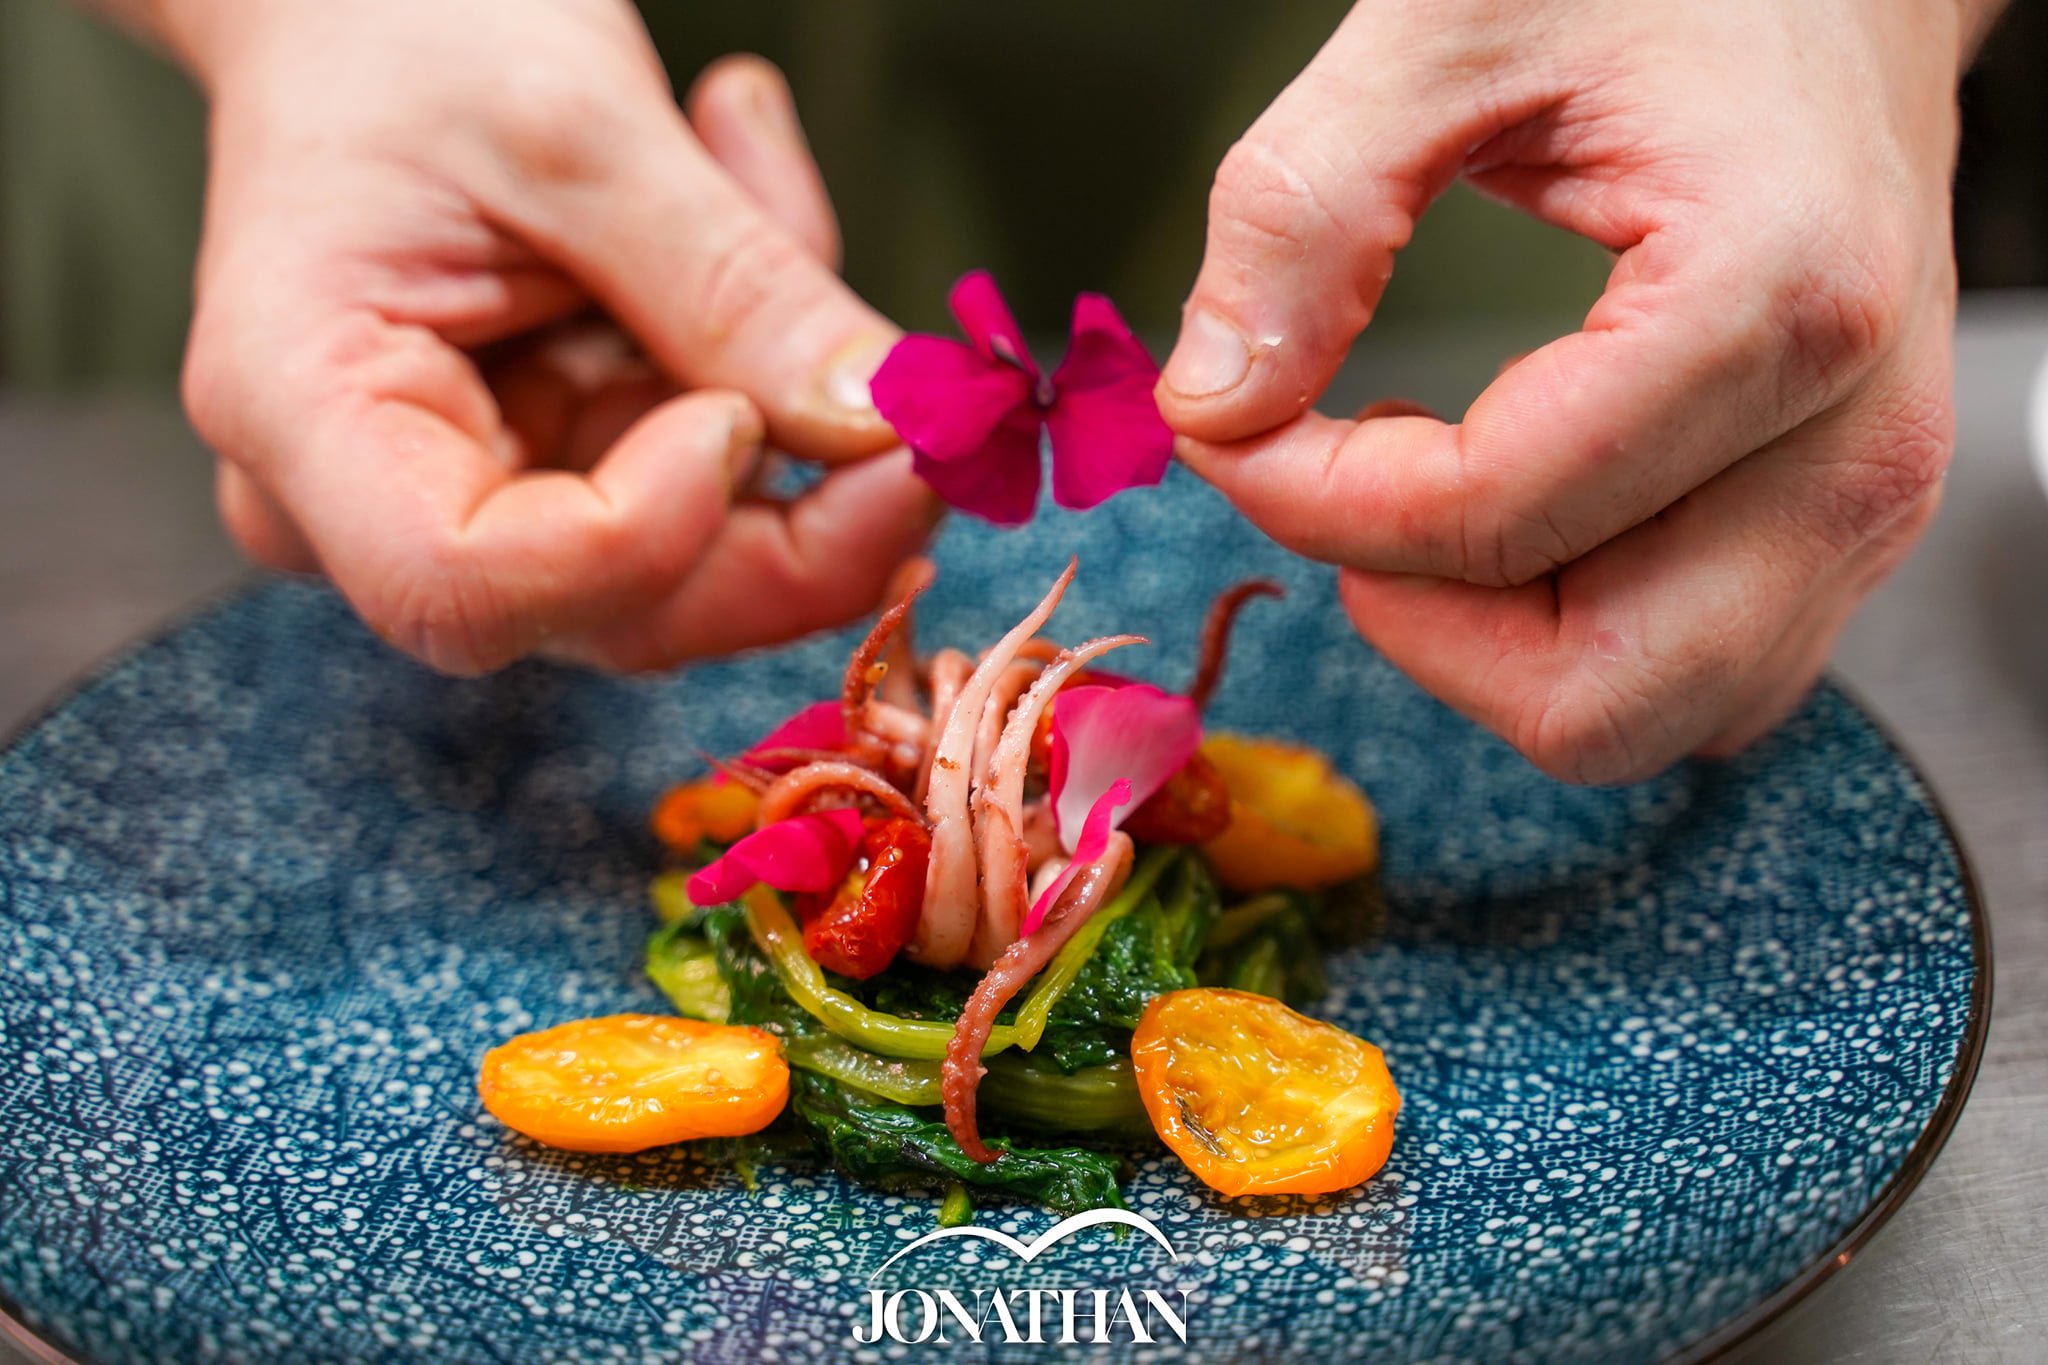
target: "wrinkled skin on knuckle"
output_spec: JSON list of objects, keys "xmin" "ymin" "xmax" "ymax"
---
[
  {"xmin": 1209, "ymin": 136, "xmax": 1334, "ymax": 259},
  {"xmin": 1508, "ymin": 641, "xmax": 1702, "ymax": 786},
  {"xmin": 495, "ymin": 73, "xmax": 643, "ymax": 188},
  {"xmin": 1439, "ymin": 438, "xmax": 1597, "ymax": 586},
  {"xmin": 1473, "ymin": 500, "xmax": 1584, "ymax": 588},
  {"xmin": 367, "ymin": 548, "xmax": 512, "ymax": 678},
  {"xmin": 691, "ymin": 226, "xmax": 815, "ymax": 348},
  {"xmin": 1205, "ymin": 133, "xmax": 1406, "ymax": 319},
  {"xmin": 1772, "ymin": 216, "xmax": 1916, "ymax": 400},
  {"xmin": 1512, "ymin": 677, "xmax": 1647, "ymax": 786},
  {"xmin": 1820, "ymin": 379, "xmax": 1953, "ymax": 550}
]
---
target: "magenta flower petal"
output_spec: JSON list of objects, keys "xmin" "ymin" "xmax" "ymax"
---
[
  {"xmin": 949, "ymin": 270, "xmax": 1041, "ymax": 383},
  {"xmin": 746, "ymin": 701, "xmax": 846, "ymax": 758},
  {"xmin": 870, "ymin": 333, "xmax": 1035, "ymax": 462},
  {"xmin": 685, "ymin": 808, "xmax": 865, "ymax": 907},
  {"xmin": 1044, "ymin": 294, "xmax": 1173, "ymax": 510},
  {"xmin": 909, "ymin": 407, "xmax": 1045, "ymax": 527},
  {"xmin": 875, "ymin": 274, "xmax": 1167, "ymax": 526},
  {"xmin": 1048, "ymin": 683, "xmax": 1203, "ymax": 849},
  {"xmin": 1020, "ymin": 778, "xmax": 1132, "ymax": 938}
]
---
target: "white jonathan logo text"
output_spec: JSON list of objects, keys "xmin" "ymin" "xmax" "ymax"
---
[{"xmin": 853, "ymin": 1208, "xmax": 1193, "ymax": 1347}]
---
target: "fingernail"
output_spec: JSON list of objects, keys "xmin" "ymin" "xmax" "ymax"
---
[
  {"xmin": 747, "ymin": 71, "xmax": 803, "ymax": 144},
  {"xmin": 822, "ymin": 335, "xmax": 894, "ymax": 417},
  {"xmin": 724, "ymin": 401, "xmax": 765, "ymax": 488},
  {"xmin": 1163, "ymin": 309, "xmax": 1252, "ymax": 398},
  {"xmin": 1355, "ymin": 397, "xmax": 1440, "ymax": 422}
]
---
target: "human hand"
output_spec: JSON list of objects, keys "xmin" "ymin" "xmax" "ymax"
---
[
  {"xmin": 154, "ymin": 0, "xmax": 937, "ymax": 674},
  {"xmin": 1160, "ymin": 0, "xmax": 1987, "ymax": 783}
]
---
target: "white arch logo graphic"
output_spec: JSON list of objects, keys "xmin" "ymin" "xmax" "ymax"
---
[{"xmin": 870, "ymin": 1207, "xmax": 1181, "ymax": 1280}]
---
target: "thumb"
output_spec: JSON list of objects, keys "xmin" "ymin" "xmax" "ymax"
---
[{"xmin": 1157, "ymin": 16, "xmax": 1497, "ymax": 442}]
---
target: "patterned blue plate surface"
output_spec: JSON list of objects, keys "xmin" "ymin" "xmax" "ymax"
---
[{"xmin": 0, "ymin": 474, "xmax": 1986, "ymax": 1363}]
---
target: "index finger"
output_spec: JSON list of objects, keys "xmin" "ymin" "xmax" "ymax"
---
[
  {"xmin": 493, "ymin": 94, "xmax": 899, "ymax": 466},
  {"xmin": 1181, "ymin": 207, "xmax": 1900, "ymax": 587}
]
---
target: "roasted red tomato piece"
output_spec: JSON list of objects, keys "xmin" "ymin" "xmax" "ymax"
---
[
  {"xmin": 803, "ymin": 817, "xmax": 931, "ymax": 979},
  {"xmin": 1122, "ymin": 751, "xmax": 1233, "ymax": 844}
]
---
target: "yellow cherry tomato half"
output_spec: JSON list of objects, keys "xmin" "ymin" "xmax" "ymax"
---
[
  {"xmin": 1197, "ymin": 733, "xmax": 1378, "ymax": 893},
  {"xmin": 651, "ymin": 779, "xmax": 759, "ymax": 852},
  {"xmin": 1132, "ymin": 988, "xmax": 1399, "ymax": 1197},
  {"xmin": 479, "ymin": 1014, "xmax": 788, "ymax": 1153}
]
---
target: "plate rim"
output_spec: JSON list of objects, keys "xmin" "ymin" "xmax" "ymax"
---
[
  {"xmin": 0, "ymin": 584, "xmax": 1997, "ymax": 1365},
  {"xmin": 1670, "ymin": 678, "xmax": 1994, "ymax": 1364}
]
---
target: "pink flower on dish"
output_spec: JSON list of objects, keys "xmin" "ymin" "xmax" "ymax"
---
[
  {"xmin": 1019, "ymin": 683, "xmax": 1203, "ymax": 936},
  {"xmin": 1021, "ymin": 778, "xmax": 1132, "ymax": 939},
  {"xmin": 1048, "ymin": 684, "xmax": 1203, "ymax": 847},
  {"xmin": 744, "ymin": 701, "xmax": 846, "ymax": 769},
  {"xmin": 685, "ymin": 808, "xmax": 865, "ymax": 907},
  {"xmin": 705, "ymin": 702, "xmax": 848, "ymax": 787},
  {"xmin": 869, "ymin": 271, "xmax": 1173, "ymax": 525}
]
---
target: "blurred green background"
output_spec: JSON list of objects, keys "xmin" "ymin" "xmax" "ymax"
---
[{"xmin": 1, "ymin": 0, "xmax": 2042, "ymax": 392}]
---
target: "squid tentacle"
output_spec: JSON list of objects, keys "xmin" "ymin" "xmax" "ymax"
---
[
  {"xmin": 703, "ymin": 753, "xmax": 775, "ymax": 795},
  {"xmin": 966, "ymin": 633, "xmax": 1146, "ymax": 967},
  {"xmin": 843, "ymin": 568, "xmax": 935, "ymax": 761},
  {"xmin": 916, "ymin": 649, "xmax": 973, "ymax": 808},
  {"xmin": 877, "ymin": 558, "xmax": 934, "ymax": 712},
  {"xmin": 940, "ymin": 833, "xmax": 1134, "ymax": 1161},
  {"xmin": 911, "ymin": 561, "xmax": 1076, "ymax": 968},
  {"xmin": 1188, "ymin": 578, "xmax": 1285, "ymax": 713},
  {"xmin": 756, "ymin": 760, "xmax": 924, "ymax": 826}
]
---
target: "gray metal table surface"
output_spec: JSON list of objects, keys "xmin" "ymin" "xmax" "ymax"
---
[{"xmin": 2, "ymin": 296, "xmax": 2044, "ymax": 1364}]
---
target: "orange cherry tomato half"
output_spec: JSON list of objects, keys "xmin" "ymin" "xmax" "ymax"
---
[
  {"xmin": 802, "ymin": 817, "xmax": 930, "ymax": 980},
  {"xmin": 1132, "ymin": 988, "xmax": 1399, "ymax": 1197},
  {"xmin": 651, "ymin": 779, "xmax": 760, "ymax": 852},
  {"xmin": 1197, "ymin": 733, "xmax": 1378, "ymax": 892},
  {"xmin": 478, "ymin": 1014, "xmax": 788, "ymax": 1153}
]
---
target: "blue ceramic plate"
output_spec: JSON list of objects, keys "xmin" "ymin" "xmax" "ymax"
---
[{"xmin": 0, "ymin": 475, "xmax": 1987, "ymax": 1364}]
